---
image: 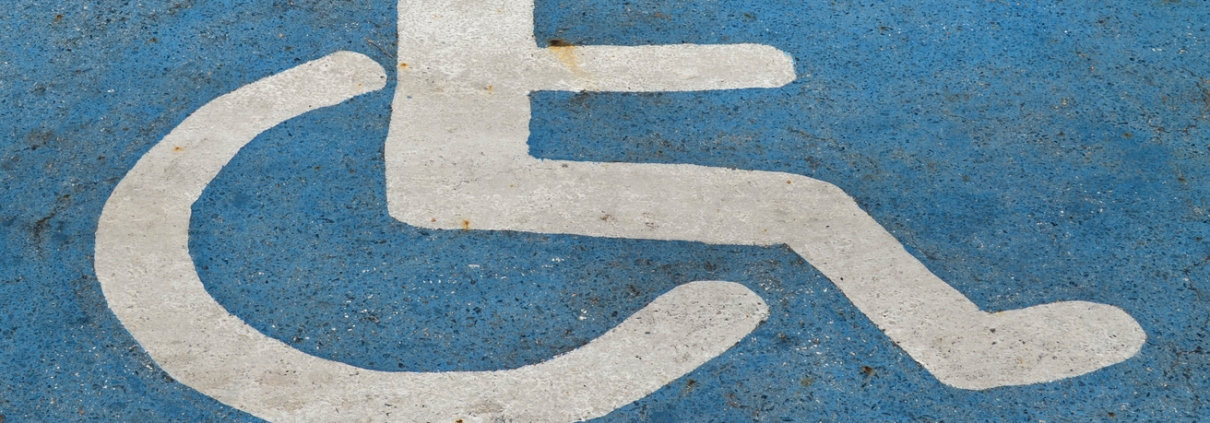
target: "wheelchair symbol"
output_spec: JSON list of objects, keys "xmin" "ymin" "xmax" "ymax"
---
[{"xmin": 95, "ymin": 0, "xmax": 1145, "ymax": 421}]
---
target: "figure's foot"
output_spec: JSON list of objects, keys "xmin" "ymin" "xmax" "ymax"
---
[{"xmin": 912, "ymin": 301, "xmax": 1145, "ymax": 390}]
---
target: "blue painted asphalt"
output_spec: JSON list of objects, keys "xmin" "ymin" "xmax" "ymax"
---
[{"xmin": 2, "ymin": 0, "xmax": 1209, "ymax": 421}]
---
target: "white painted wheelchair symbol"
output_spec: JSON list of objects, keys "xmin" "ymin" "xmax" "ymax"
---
[{"xmin": 95, "ymin": 0, "xmax": 1146, "ymax": 421}]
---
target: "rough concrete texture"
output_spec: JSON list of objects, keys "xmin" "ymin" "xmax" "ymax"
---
[{"xmin": 2, "ymin": 0, "xmax": 1209, "ymax": 422}]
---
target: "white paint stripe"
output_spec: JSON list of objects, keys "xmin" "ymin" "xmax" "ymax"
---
[
  {"xmin": 95, "ymin": 51, "xmax": 769, "ymax": 422},
  {"xmin": 537, "ymin": 44, "xmax": 796, "ymax": 92},
  {"xmin": 385, "ymin": 0, "xmax": 1146, "ymax": 391}
]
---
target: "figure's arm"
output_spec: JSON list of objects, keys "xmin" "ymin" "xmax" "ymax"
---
[{"xmin": 530, "ymin": 43, "xmax": 796, "ymax": 92}]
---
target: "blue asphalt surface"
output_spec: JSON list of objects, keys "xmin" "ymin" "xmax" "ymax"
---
[{"xmin": 2, "ymin": 0, "xmax": 1209, "ymax": 421}]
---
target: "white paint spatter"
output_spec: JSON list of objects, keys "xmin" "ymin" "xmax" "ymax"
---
[
  {"xmin": 95, "ymin": 51, "xmax": 767, "ymax": 422},
  {"xmin": 385, "ymin": 0, "xmax": 1143, "ymax": 391}
]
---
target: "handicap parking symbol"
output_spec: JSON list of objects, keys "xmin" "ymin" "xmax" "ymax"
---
[{"xmin": 2, "ymin": 0, "xmax": 1209, "ymax": 421}]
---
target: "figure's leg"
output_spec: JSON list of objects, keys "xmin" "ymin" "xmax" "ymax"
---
[{"xmin": 391, "ymin": 141, "xmax": 1145, "ymax": 389}]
